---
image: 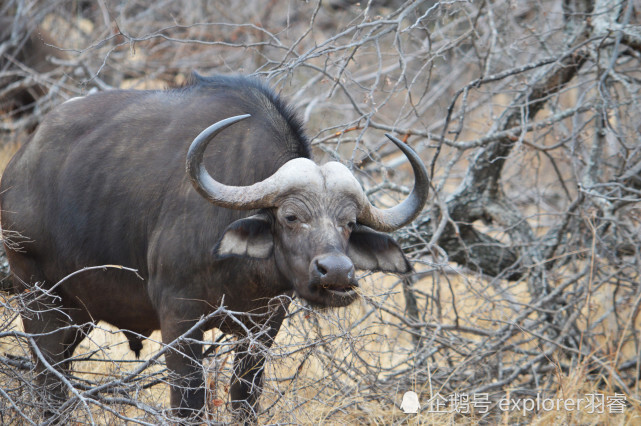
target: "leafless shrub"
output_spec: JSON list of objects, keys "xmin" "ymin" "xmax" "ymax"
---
[{"xmin": 1, "ymin": 0, "xmax": 640, "ymax": 423}]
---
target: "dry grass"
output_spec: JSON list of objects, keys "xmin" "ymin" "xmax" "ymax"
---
[{"xmin": 2, "ymin": 269, "xmax": 639, "ymax": 423}]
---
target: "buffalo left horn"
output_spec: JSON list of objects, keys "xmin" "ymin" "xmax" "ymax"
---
[{"xmin": 356, "ymin": 134, "xmax": 430, "ymax": 232}]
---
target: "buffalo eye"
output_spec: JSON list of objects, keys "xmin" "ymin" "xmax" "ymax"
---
[
  {"xmin": 285, "ymin": 214, "xmax": 298, "ymax": 224},
  {"xmin": 340, "ymin": 220, "xmax": 356, "ymax": 233}
]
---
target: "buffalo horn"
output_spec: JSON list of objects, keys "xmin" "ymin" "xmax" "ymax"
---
[
  {"xmin": 356, "ymin": 134, "xmax": 430, "ymax": 232},
  {"xmin": 187, "ymin": 116, "xmax": 430, "ymax": 229},
  {"xmin": 186, "ymin": 114, "xmax": 285, "ymax": 210}
]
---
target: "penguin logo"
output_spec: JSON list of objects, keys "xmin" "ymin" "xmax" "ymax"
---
[{"xmin": 400, "ymin": 391, "xmax": 420, "ymax": 413}]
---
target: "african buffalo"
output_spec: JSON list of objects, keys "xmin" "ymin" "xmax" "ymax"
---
[
  {"xmin": 0, "ymin": 74, "xmax": 428, "ymax": 421},
  {"xmin": 0, "ymin": 22, "xmax": 68, "ymax": 118}
]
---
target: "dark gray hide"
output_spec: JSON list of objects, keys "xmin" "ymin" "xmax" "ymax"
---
[{"xmin": 0, "ymin": 74, "xmax": 428, "ymax": 422}]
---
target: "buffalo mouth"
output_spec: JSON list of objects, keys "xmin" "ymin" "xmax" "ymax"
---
[
  {"xmin": 324, "ymin": 283, "xmax": 356, "ymax": 295},
  {"xmin": 297, "ymin": 278, "xmax": 360, "ymax": 308}
]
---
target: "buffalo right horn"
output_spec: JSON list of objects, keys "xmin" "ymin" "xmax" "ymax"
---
[{"xmin": 186, "ymin": 114, "xmax": 316, "ymax": 210}]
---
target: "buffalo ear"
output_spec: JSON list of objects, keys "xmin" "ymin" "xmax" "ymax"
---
[
  {"xmin": 347, "ymin": 225, "xmax": 412, "ymax": 273},
  {"xmin": 215, "ymin": 213, "xmax": 273, "ymax": 259}
]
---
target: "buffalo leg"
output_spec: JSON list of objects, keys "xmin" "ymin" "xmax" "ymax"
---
[
  {"xmin": 10, "ymin": 256, "xmax": 92, "ymax": 418},
  {"xmin": 22, "ymin": 302, "xmax": 92, "ymax": 418},
  {"xmin": 230, "ymin": 311, "xmax": 285, "ymax": 423},
  {"xmin": 60, "ymin": 322, "xmax": 94, "ymax": 370},
  {"xmin": 230, "ymin": 342, "xmax": 270, "ymax": 422},
  {"xmin": 160, "ymin": 320, "xmax": 205, "ymax": 418}
]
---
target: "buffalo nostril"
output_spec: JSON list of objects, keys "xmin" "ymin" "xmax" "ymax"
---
[{"xmin": 316, "ymin": 261, "xmax": 328, "ymax": 276}]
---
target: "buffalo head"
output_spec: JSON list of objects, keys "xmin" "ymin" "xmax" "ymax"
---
[{"xmin": 187, "ymin": 114, "xmax": 429, "ymax": 308}]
